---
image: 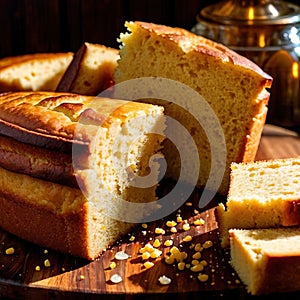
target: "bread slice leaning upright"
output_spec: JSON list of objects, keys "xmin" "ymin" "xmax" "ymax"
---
[
  {"xmin": 0, "ymin": 91, "xmax": 165, "ymax": 260},
  {"xmin": 56, "ymin": 42, "xmax": 119, "ymax": 95}
]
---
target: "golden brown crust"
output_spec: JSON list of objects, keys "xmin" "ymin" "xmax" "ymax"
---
[
  {"xmin": 0, "ymin": 134, "xmax": 77, "ymax": 187},
  {"xmin": 229, "ymin": 228, "xmax": 300, "ymax": 295},
  {"xmin": 259, "ymin": 256, "xmax": 300, "ymax": 294},
  {"xmin": 0, "ymin": 91, "xmax": 162, "ymax": 147},
  {"xmin": 133, "ymin": 21, "xmax": 272, "ymax": 88},
  {"xmin": 0, "ymin": 52, "xmax": 73, "ymax": 70}
]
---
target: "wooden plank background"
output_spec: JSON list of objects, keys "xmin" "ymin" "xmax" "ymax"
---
[
  {"xmin": 1, "ymin": 0, "xmax": 297, "ymax": 58},
  {"xmin": 0, "ymin": 0, "xmax": 212, "ymax": 57}
]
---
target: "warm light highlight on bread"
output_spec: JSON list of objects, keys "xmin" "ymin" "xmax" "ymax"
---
[
  {"xmin": 114, "ymin": 21, "xmax": 272, "ymax": 195},
  {"xmin": 0, "ymin": 91, "xmax": 165, "ymax": 260}
]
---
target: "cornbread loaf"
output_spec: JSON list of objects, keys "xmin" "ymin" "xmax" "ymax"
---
[
  {"xmin": 0, "ymin": 52, "xmax": 73, "ymax": 92},
  {"xmin": 216, "ymin": 157, "xmax": 300, "ymax": 247},
  {"xmin": 57, "ymin": 43, "xmax": 119, "ymax": 95},
  {"xmin": 229, "ymin": 228, "xmax": 300, "ymax": 295},
  {"xmin": 0, "ymin": 91, "xmax": 165, "ymax": 260},
  {"xmin": 114, "ymin": 21, "xmax": 273, "ymax": 195}
]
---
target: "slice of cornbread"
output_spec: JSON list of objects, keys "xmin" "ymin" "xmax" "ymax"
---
[
  {"xmin": 57, "ymin": 42, "xmax": 119, "ymax": 95},
  {"xmin": 0, "ymin": 52, "xmax": 73, "ymax": 92},
  {"xmin": 229, "ymin": 228, "xmax": 300, "ymax": 295},
  {"xmin": 114, "ymin": 21, "xmax": 272, "ymax": 195},
  {"xmin": 0, "ymin": 91, "xmax": 165, "ymax": 260},
  {"xmin": 217, "ymin": 157, "xmax": 300, "ymax": 247}
]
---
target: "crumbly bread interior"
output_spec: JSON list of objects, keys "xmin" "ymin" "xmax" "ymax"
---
[
  {"xmin": 229, "ymin": 228, "xmax": 300, "ymax": 295},
  {"xmin": 0, "ymin": 53, "xmax": 73, "ymax": 92},
  {"xmin": 0, "ymin": 92, "xmax": 165, "ymax": 259},
  {"xmin": 217, "ymin": 157, "xmax": 300, "ymax": 247},
  {"xmin": 114, "ymin": 21, "xmax": 272, "ymax": 195},
  {"xmin": 57, "ymin": 43, "xmax": 119, "ymax": 95}
]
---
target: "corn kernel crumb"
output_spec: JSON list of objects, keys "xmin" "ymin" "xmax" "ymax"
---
[
  {"xmin": 182, "ymin": 223, "xmax": 190, "ymax": 231},
  {"xmin": 44, "ymin": 259, "xmax": 51, "ymax": 268},
  {"xmin": 5, "ymin": 247, "xmax": 15, "ymax": 255},
  {"xmin": 150, "ymin": 249, "xmax": 162, "ymax": 259},
  {"xmin": 200, "ymin": 260, "xmax": 208, "ymax": 266},
  {"xmin": 194, "ymin": 218, "xmax": 205, "ymax": 226},
  {"xmin": 192, "ymin": 252, "xmax": 201, "ymax": 260},
  {"xmin": 153, "ymin": 239, "xmax": 161, "ymax": 248},
  {"xmin": 142, "ymin": 223, "xmax": 148, "ymax": 229},
  {"xmin": 176, "ymin": 216, "xmax": 183, "ymax": 223},
  {"xmin": 191, "ymin": 259, "xmax": 200, "ymax": 266},
  {"xmin": 35, "ymin": 266, "xmax": 41, "ymax": 271},
  {"xmin": 170, "ymin": 227, "xmax": 177, "ymax": 233},
  {"xmin": 198, "ymin": 273, "xmax": 209, "ymax": 282},
  {"xmin": 110, "ymin": 262, "xmax": 117, "ymax": 269},
  {"xmin": 203, "ymin": 240, "xmax": 213, "ymax": 249},
  {"xmin": 166, "ymin": 220, "xmax": 177, "ymax": 227},
  {"xmin": 155, "ymin": 227, "xmax": 165, "ymax": 235},
  {"xmin": 129, "ymin": 236, "xmax": 135, "ymax": 242},
  {"xmin": 142, "ymin": 252, "xmax": 151, "ymax": 260},
  {"xmin": 177, "ymin": 262, "xmax": 185, "ymax": 271},
  {"xmin": 194, "ymin": 243, "xmax": 203, "ymax": 252},
  {"xmin": 164, "ymin": 239, "xmax": 173, "ymax": 247},
  {"xmin": 182, "ymin": 235, "xmax": 192, "ymax": 242},
  {"xmin": 143, "ymin": 261, "xmax": 154, "ymax": 269},
  {"xmin": 190, "ymin": 264, "xmax": 204, "ymax": 272}
]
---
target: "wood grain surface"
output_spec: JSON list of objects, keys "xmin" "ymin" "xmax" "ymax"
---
[{"xmin": 0, "ymin": 124, "xmax": 299, "ymax": 300}]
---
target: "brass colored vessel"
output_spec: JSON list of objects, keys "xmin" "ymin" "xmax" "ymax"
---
[{"xmin": 192, "ymin": 0, "xmax": 300, "ymax": 132}]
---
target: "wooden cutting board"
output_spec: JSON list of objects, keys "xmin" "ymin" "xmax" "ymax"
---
[{"xmin": 0, "ymin": 124, "xmax": 299, "ymax": 300}]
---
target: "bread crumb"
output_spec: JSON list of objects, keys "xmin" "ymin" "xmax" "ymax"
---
[
  {"xmin": 158, "ymin": 275, "xmax": 171, "ymax": 285},
  {"xmin": 182, "ymin": 223, "xmax": 190, "ymax": 231},
  {"xmin": 44, "ymin": 259, "xmax": 51, "ymax": 267},
  {"xmin": 115, "ymin": 251, "xmax": 129, "ymax": 260},
  {"xmin": 110, "ymin": 274, "xmax": 122, "ymax": 283},
  {"xmin": 143, "ymin": 261, "xmax": 154, "ymax": 269},
  {"xmin": 183, "ymin": 235, "xmax": 192, "ymax": 242},
  {"xmin": 166, "ymin": 221, "xmax": 177, "ymax": 227},
  {"xmin": 198, "ymin": 273, "xmax": 209, "ymax": 282},
  {"xmin": 153, "ymin": 239, "xmax": 161, "ymax": 247},
  {"xmin": 5, "ymin": 247, "xmax": 15, "ymax": 255},
  {"xmin": 155, "ymin": 227, "xmax": 165, "ymax": 235},
  {"xmin": 129, "ymin": 236, "xmax": 135, "ymax": 242},
  {"xmin": 164, "ymin": 239, "xmax": 173, "ymax": 247},
  {"xmin": 194, "ymin": 218, "xmax": 205, "ymax": 226},
  {"xmin": 203, "ymin": 240, "xmax": 213, "ymax": 249}
]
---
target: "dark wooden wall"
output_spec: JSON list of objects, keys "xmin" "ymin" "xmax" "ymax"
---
[
  {"xmin": 0, "ymin": 0, "xmax": 215, "ymax": 58},
  {"xmin": 1, "ymin": 0, "xmax": 299, "ymax": 58}
]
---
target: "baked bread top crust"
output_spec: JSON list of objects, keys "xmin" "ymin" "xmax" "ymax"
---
[
  {"xmin": 121, "ymin": 21, "xmax": 272, "ymax": 89},
  {"xmin": 0, "ymin": 91, "xmax": 162, "ymax": 150}
]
